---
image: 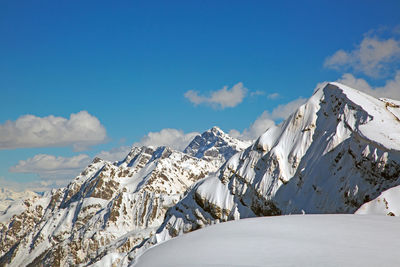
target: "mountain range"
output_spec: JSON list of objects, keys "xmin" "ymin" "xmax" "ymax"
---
[{"xmin": 1, "ymin": 82, "xmax": 400, "ymax": 266}]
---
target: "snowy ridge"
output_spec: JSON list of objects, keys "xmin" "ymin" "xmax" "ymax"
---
[
  {"xmin": 141, "ymin": 82, "xmax": 400, "ymax": 255},
  {"xmin": 0, "ymin": 128, "xmax": 247, "ymax": 266}
]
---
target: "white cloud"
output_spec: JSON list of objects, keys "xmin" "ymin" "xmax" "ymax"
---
[
  {"xmin": 230, "ymin": 97, "xmax": 306, "ymax": 140},
  {"xmin": 134, "ymin": 128, "xmax": 200, "ymax": 151},
  {"xmin": 184, "ymin": 82, "xmax": 248, "ymax": 109},
  {"xmin": 0, "ymin": 111, "xmax": 107, "ymax": 151},
  {"xmin": 0, "ymin": 176, "xmax": 66, "ymax": 192},
  {"xmin": 250, "ymin": 90, "xmax": 265, "ymax": 97},
  {"xmin": 324, "ymin": 35, "xmax": 400, "ymax": 78},
  {"xmin": 9, "ymin": 154, "xmax": 91, "ymax": 180},
  {"xmin": 96, "ymin": 146, "xmax": 131, "ymax": 162},
  {"xmin": 6, "ymin": 145, "xmax": 133, "ymax": 192},
  {"xmin": 336, "ymin": 71, "xmax": 400, "ymax": 100},
  {"xmin": 229, "ymin": 113, "xmax": 275, "ymax": 141},
  {"xmin": 266, "ymin": 98, "xmax": 307, "ymax": 121},
  {"xmin": 267, "ymin": 93, "xmax": 280, "ymax": 100}
]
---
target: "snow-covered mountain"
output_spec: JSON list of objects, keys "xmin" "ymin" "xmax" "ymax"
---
[
  {"xmin": 141, "ymin": 82, "xmax": 400, "ymax": 254},
  {"xmin": 184, "ymin": 126, "xmax": 251, "ymax": 165},
  {"xmin": 2, "ymin": 82, "xmax": 400, "ymax": 267},
  {"xmin": 0, "ymin": 128, "xmax": 248, "ymax": 266}
]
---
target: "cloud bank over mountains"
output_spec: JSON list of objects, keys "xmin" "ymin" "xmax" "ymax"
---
[
  {"xmin": 9, "ymin": 154, "xmax": 91, "ymax": 179},
  {"xmin": 184, "ymin": 82, "xmax": 248, "ymax": 109},
  {"xmin": 133, "ymin": 128, "xmax": 199, "ymax": 151},
  {"xmin": 0, "ymin": 111, "xmax": 107, "ymax": 151},
  {"xmin": 324, "ymin": 34, "xmax": 400, "ymax": 78},
  {"xmin": 229, "ymin": 97, "xmax": 306, "ymax": 140},
  {"xmin": 336, "ymin": 71, "xmax": 400, "ymax": 100},
  {"xmin": 324, "ymin": 29, "xmax": 400, "ymax": 100}
]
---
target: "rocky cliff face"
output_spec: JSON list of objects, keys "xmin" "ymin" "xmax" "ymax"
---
[
  {"xmin": 0, "ymin": 129, "xmax": 249, "ymax": 267},
  {"xmin": 138, "ymin": 82, "xmax": 400, "ymax": 259}
]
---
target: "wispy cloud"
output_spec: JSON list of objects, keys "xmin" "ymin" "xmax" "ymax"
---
[
  {"xmin": 184, "ymin": 82, "xmax": 248, "ymax": 109},
  {"xmin": 265, "ymin": 98, "xmax": 307, "ymax": 121},
  {"xmin": 336, "ymin": 71, "xmax": 400, "ymax": 100},
  {"xmin": 6, "ymin": 147, "xmax": 132, "ymax": 191},
  {"xmin": 229, "ymin": 113, "xmax": 275, "ymax": 141},
  {"xmin": 324, "ymin": 34, "xmax": 400, "ymax": 78},
  {"xmin": 134, "ymin": 128, "xmax": 199, "ymax": 151},
  {"xmin": 0, "ymin": 111, "xmax": 107, "ymax": 151},
  {"xmin": 9, "ymin": 154, "xmax": 91, "ymax": 180},
  {"xmin": 229, "ymin": 97, "xmax": 306, "ymax": 140},
  {"xmin": 0, "ymin": 176, "xmax": 60, "ymax": 192},
  {"xmin": 250, "ymin": 90, "xmax": 265, "ymax": 97},
  {"xmin": 96, "ymin": 146, "xmax": 131, "ymax": 162},
  {"xmin": 267, "ymin": 93, "xmax": 280, "ymax": 100}
]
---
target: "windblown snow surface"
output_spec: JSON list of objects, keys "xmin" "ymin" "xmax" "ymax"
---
[{"xmin": 135, "ymin": 215, "xmax": 400, "ymax": 267}]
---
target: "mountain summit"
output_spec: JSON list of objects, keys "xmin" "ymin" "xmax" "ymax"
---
[{"xmin": 184, "ymin": 126, "xmax": 251, "ymax": 164}]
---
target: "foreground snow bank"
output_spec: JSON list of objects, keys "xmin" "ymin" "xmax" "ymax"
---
[{"xmin": 134, "ymin": 215, "xmax": 400, "ymax": 267}]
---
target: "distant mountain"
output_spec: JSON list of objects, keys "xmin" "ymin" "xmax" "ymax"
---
[
  {"xmin": 140, "ymin": 82, "xmax": 400, "ymax": 258},
  {"xmin": 0, "ymin": 188, "xmax": 37, "ymax": 213},
  {"xmin": 0, "ymin": 128, "xmax": 249, "ymax": 266},
  {"xmin": 184, "ymin": 126, "xmax": 251, "ymax": 165}
]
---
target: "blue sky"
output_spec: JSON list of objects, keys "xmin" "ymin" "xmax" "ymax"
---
[{"xmin": 1, "ymin": 0, "xmax": 400, "ymax": 191}]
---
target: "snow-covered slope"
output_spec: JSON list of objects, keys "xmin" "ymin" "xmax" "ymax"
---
[
  {"xmin": 135, "ymin": 215, "xmax": 400, "ymax": 267},
  {"xmin": 144, "ymin": 82, "xmax": 400, "ymax": 250},
  {"xmin": 0, "ymin": 128, "xmax": 247, "ymax": 266},
  {"xmin": 356, "ymin": 185, "xmax": 400, "ymax": 216}
]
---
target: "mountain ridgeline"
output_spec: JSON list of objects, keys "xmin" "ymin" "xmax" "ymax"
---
[
  {"xmin": 0, "ymin": 127, "xmax": 249, "ymax": 266},
  {"xmin": 1, "ymin": 82, "xmax": 400, "ymax": 266}
]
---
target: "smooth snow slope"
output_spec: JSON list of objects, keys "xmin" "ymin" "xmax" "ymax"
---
[{"xmin": 135, "ymin": 215, "xmax": 400, "ymax": 267}]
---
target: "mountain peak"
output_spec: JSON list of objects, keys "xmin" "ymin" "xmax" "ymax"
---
[
  {"xmin": 209, "ymin": 126, "xmax": 224, "ymax": 134},
  {"xmin": 184, "ymin": 126, "xmax": 250, "ymax": 163}
]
